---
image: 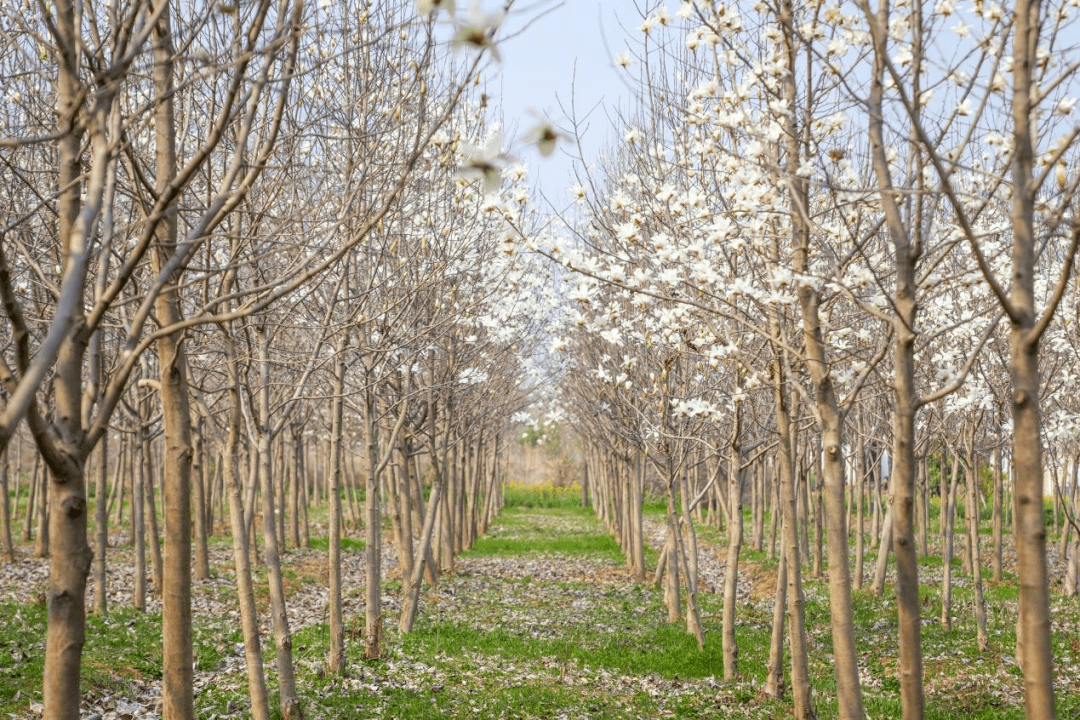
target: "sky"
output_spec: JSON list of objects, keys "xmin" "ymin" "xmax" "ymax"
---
[{"xmin": 488, "ymin": 1, "xmax": 640, "ymax": 205}]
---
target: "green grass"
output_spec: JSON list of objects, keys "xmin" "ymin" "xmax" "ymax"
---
[
  {"xmin": 0, "ymin": 602, "xmax": 166, "ymax": 715},
  {"xmin": 4, "ymin": 485, "xmax": 1080, "ymax": 719},
  {"xmin": 463, "ymin": 507, "xmax": 625, "ymax": 563},
  {"xmin": 502, "ymin": 483, "xmax": 584, "ymax": 509},
  {"xmin": 306, "ymin": 536, "xmax": 366, "ymax": 552}
]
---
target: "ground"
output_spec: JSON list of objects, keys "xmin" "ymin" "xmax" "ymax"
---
[{"xmin": 1, "ymin": 491, "xmax": 1079, "ymax": 718}]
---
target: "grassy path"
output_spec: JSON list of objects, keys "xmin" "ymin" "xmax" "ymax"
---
[
  {"xmin": 253, "ymin": 505, "xmax": 758, "ymax": 719},
  {"xmin": 3, "ymin": 499, "xmax": 1080, "ymax": 718}
]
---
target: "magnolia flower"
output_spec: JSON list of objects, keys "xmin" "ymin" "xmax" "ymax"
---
[
  {"xmin": 416, "ymin": 0, "xmax": 454, "ymax": 15},
  {"xmin": 458, "ymin": 132, "xmax": 511, "ymax": 193},
  {"xmin": 458, "ymin": 367, "xmax": 488, "ymax": 385},
  {"xmin": 600, "ymin": 327, "xmax": 623, "ymax": 346},
  {"xmin": 523, "ymin": 113, "xmax": 568, "ymax": 157},
  {"xmin": 659, "ymin": 267, "xmax": 682, "ymax": 286},
  {"xmin": 451, "ymin": 3, "xmax": 504, "ymax": 62},
  {"xmin": 615, "ymin": 50, "xmax": 633, "ymax": 68},
  {"xmin": 1056, "ymin": 97, "xmax": 1077, "ymax": 116}
]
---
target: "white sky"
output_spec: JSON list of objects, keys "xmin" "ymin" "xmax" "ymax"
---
[{"xmin": 490, "ymin": 1, "xmax": 640, "ymax": 204}]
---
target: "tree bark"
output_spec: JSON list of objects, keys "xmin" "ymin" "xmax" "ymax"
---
[
  {"xmin": 255, "ymin": 326, "xmax": 302, "ymax": 719},
  {"xmin": 722, "ymin": 410, "xmax": 743, "ymax": 680},
  {"xmin": 92, "ymin": 432, "xmax": 107, "ymax": 612},
  {"xmin": 327, "ymin": 345, "xmax": 346, "ymax": 674},
  {"xmin": 193, "ymin": 419, "xmax": 210, "ymax": 581},
  {"xmin": 133, "ymin": 426, "xmax": 147, "ymax": 612},
  {"xmin": 222, "ymin": 320, "xmax": 271, "ymax": 720},
  {"xmin": 964, "ymin": 435, "xmax": 989, "ymax": 651},
  {"xmin": 941, "ymin": 449, "xmax": 960, "ymax": 631},
  {"xmin": 0, "ymin": 450, "xmax": 13, "ymax": 562},
  {"xmin": 149, "ymin": 4, "xmax": 196, "ymax": 714},
  {"xmin": 763, "ymin": 537, "xmax": 787, "ymax": 700},
  {"xmin": 364, "ymin": 377, "xmax": 383, "ymax": 659}
]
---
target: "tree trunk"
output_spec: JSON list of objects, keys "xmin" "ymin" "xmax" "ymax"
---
[
  {"xmin": 676, "ymin": 470, "xmax": 704, "ymax": 648},
  {"xmin": 255, "ymin": 327, "xmax": 301, "ymax": 719},
  {"xmin": 0, "ymin": 450, "xmax": 13, "ymax": 563},
  {"xmin": 35, "ymin": 464, "xmax": 49, "ymax": 557},
  {"xmin": 763, "ymin": 537, "xmax": 787, "ymax": 700},
  {"xmin": 142, "ymin": 432, "xmax": 163, "ymax": 598},
  {"xmin": 399, "ymin": 392, "xmax": 447, "ymax": 634},
  {"xmin": 941, "ymin": 449, "xmax": 960, "ymax": 630},
  {"xmin": 722, "ymin": 412, "xmax": 743, "ymax": 680},
  {"xmin": 872, "ymin": 502, "xmax": 893, "ymax": 596},
  {"xmin": 854, "ymin": 431, "xmax": 865, "ymax": 591},
  {"xmin": 42, "ymin": 455, "xmax": 91, "ymax": 720},
  {"xmin": 992, "ymin": 443, "xmax": 1003, "ymax": 582},
  {"xmin": 150, "ymin": 6, "xmax": 196, "ymax": 715},
  {"xmin": 91, "ymin": 434, "xmax": 108, "ymax": 612},
  {"xmin": 192, "ymin": 419, "xmax": 210, "ymax": 581},
  {"xmin": 23, "ymin": 453, "xmax": 39, "ymax": 542},
  {"xmin": 133, "ymin": 429, "xmax": 147, "ymax": 612},
  {"xmin": 222, "ymin": 323, "xmax": 271, "ymax": 720},
  {"xmin": 364, "ymin": 379, "xmax": 383, "ymax": 660},
  {"xmin": 662, "ymin": 522, "xmax": 681, "ymax": 623},
  {"xmin": 964, "ymin": 436, "xmax": 989, "ymax": 651},
  {"xmin": 327, "ymin": 346, "xmax": 346, "ymax": 674}
]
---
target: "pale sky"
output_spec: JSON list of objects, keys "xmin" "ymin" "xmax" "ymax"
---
[{"xmin": 491, "ymin": 1, "xmax": 639, "ymax": 205}]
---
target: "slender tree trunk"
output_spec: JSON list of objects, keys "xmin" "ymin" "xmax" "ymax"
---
[
  {"xmin": 964, "ymin": 436, "xmax": 989, "ymax": 651},
  {"xmin": 631, "ymin": 458, "xmax": 645, "ymax": 581},
  {"xmin": 662, "ymin": 517, "xmax": 681, "ymax": 623},
  {"xmin": 722, "ymin": 411, "xmax": 743, "ymax": 680},
  {"xmin": 277, "ymin": 436, "xmax": 287, "ymax": 551},
  {"xmin": 142, "ymin": 432, "xmax": 163, "ymax": 598},
  {"xmin": 768, "ymin": 464, "xmax": 780, "ymax": 560},
  {"xmin": 399, "ymin": 392, "xmax": 447, "ymax": 633},
  {"xmin": 23, "ymin": 453, "xmax": 38, "ymax": 542},
  {"xmin": 192, "ymin": 419, "xmax": 210, "ymax": 581},
  {"xmin": 133, "ymin": 429, "xmax": 147, "ymax": 612},
  {"xmin": 941, "ymin": 451, "xmax": 960, "ymax": 631},
  {"xmin": 222, "ymin": 322, "xmax": 271, "ymax": 720},
  {"xmin": 872, "ymin": 502, "xmax": 893, "ymax": 596},
  {"xmin": 917, "ymin": 455, "xmax": 929, "ymax": 557},
  {"xmin": 109, "ymin": 441, "xmax": 124, "ymax": 529},
  {"xmin": 92, "ymin": 434, "xmax": 107, "ymax": 612},
  {"xmin": 854, "ymin": 430, "xmax": 865, "ymax": 591},
  {"xmin": 752, "ymin": 461, "xmax": 764, "ymax": 552},
  {"xmin": 255, "ymin": 327, "xmax": 301, "ymax": 719},
  {"xmin": 812, "ymin": 446, "xmax": 824, "ymax": 578},
  {"xmin": 776, "ymin": 396, "xmax": 815, "ymax": 720},
  {"xmin": 993, "ymin": 442, "xmax": 1004, "ymax": 583},
  {"xmin": 364, "ymin": 379, "xmax": 383, "ymax": 659},
  {"xmin": 150, "ymin": 6, "xmax": 197, "ymax": 715},
  {"xmin": 327, "ymin": 346, "xmax": 346, "ymax": 674},
  {"xmin": 0, "ymin": 450, "xmax": 13, "ymax": 563},
  {"xmin": 676, "ymin": 469, "xmax": 704, "ymax": 648},
  {"xmin": 35, "ymin": 465, "xmax": 49, "ymax": 557},
  {"xmin": 763, "ymin": 537, "xmax": 787, "ymax": 699}
]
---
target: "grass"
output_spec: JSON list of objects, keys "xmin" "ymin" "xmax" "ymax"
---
[
  {"xmin": 502, "ymin": 482, "xmax": 585, "ymax": 509},
  {"xmin": 306, "ymin": 536, "xmax": 366, "ymax": 552},
  {"xmin": 463, "ymin": 506, "xmax": 626, "ymax": 564},
  {"xmin": 0, "ymin": 601, "xmax": 165, "ymax": 712},
  {"xmin": 3, "ymin": 482, "xmax": 1080, "ymax": 719}
]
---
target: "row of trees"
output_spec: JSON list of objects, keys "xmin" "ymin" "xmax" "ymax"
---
[
  {"xmin": 0, "ymin": 0, "xmax": 555, "ymax": 718},
  {"xmin": 540, "ymin": 1, "xmax": 1080, "ymax": 719}
]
